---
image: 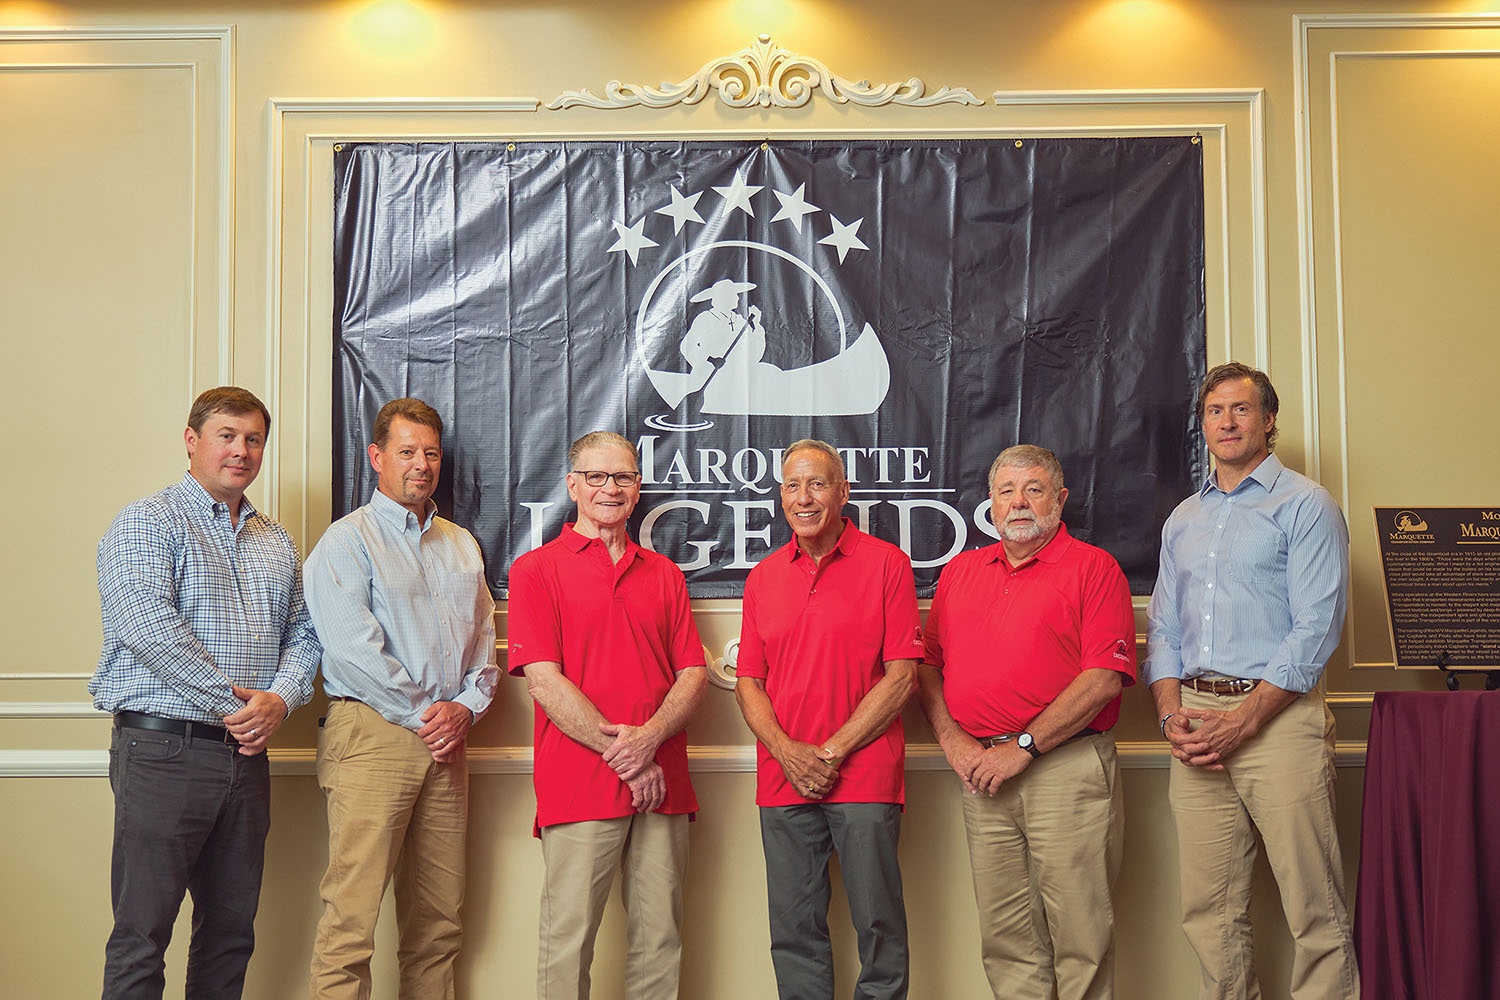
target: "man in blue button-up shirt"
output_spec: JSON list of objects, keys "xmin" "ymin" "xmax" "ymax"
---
[
  {"xmin": 1145, "ymin": 363, "xmax": 1358, "ymax": 1000},
  {"xmin": 91, "ymin": 386, "xmax": 321, "ymax": 999},
  {"xmin": 305, "ymin": 397, "xmax": 497, "ymax": 1000}
]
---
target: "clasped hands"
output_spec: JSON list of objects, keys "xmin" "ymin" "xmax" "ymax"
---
[
  {"xmin": 1162, "ymin": 706, "xmax": 1252, "ymax": 770},
  {"xmin": 600, "ymin": 721, "xmax": 668, "ymax": 813},
  {"xmin": 774, "ymin": 740, "xmax": 842, "ymax": 800},
  {"xmin": 940, "ymin": 733, "xmax": 1030, "ymax": 796},
  {"xmin": 417, "ymin": 701, "xmax": 474, "ymax": 762},
  {"xmin": 222, "ymin": 686, "xmax": 287, "ymax": 757}
]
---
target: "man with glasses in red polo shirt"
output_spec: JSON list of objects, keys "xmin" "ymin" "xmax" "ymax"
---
[
  {"xmin": 917, "ymin": 445, "xmax": 1137, "ymax": 1000},
  {"xmin": 508, "ymin": 431, "xmax": 708, "ymax": 1000},
  {"xmin": 735, "ymin": 438, "xmax": 923, "ymax": 1000}
]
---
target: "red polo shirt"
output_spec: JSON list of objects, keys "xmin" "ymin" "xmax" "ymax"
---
[
  {"xmin": 507, "ymin": 524, "xmax": 704, "ymax": 834},
  {"xmin": 923, "ymin": 524, "xmax": 1137, "ymax": 736},
  {"xmin": 738, "ymin": 520, "xmax": 924, "ymax": 807}
]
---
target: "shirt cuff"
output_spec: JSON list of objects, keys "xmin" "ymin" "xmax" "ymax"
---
[
  {"xmin": 268, "ymin": 676, "xmax": 303, "ymax": 717},
  {"xmin": 1264, "ymin": 662, "xmax": 1319, "ymax": 694},
  {"xmin": 454, "ymin": 689, "xmax": 489, "ymax": 724},
  {"xmin": 1139, "ymin": 652, "xmax": 1184, "ymax": 686}
]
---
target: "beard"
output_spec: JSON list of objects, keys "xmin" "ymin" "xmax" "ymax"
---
[{"xmin": 1001, "ymin": 508, "xmax": 1062, "ymax": 543}]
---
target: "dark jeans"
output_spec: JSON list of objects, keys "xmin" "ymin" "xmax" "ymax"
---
[
  {"xmin": 759, "ymin": 802, "xmax": 909, "ymax": 1000},
  {"xmin": 102, "ymin": 721, "xmax": 271, "ymax": 1000}
]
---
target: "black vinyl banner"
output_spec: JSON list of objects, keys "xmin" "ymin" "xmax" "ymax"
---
[{"xmin": 332, "ymin": 138, "xmax": 1206, "ymax": 597}]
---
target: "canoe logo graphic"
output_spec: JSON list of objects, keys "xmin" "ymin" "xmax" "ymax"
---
[
  {"xmin": 605, "ymin": 170, "xmax": 891, "ymax": 431},
  {"xmin": 1393, "ymin": 510, "xmax": 1428, "ymax": 533}
]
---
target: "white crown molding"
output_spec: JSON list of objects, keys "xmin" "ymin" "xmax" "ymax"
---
[
  {"xmin": 547, "ymin": 34, "xmax": 982, "ymax": 112},
  {"xmin": 0, "ymin": 739, "xmax": 1370, "ymax": 778}
]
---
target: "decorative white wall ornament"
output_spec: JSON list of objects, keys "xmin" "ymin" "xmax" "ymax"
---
[{"xmin": 546, "ymin": 33, "xmax": 983, "ymax": 111}]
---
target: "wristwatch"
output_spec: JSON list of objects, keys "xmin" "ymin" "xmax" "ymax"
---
[{"xmin": 1017, "ymin": 732, "xmax": 1041, "ymax": 759}]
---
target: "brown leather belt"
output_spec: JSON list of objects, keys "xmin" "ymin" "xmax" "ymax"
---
[
  {"xmin": 1183, "ymin": 676, "xmax": 1259, "ymax": 695},
  {"xmin": 976, "ymin": 727, "xmax": 1103, "ymax": 748}
]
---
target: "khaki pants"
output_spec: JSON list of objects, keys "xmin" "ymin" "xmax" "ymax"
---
[
  {"xmin": 309, "ymin": 699, "xmax": 469, "ymax": 1000},
  {"xmin": 960, "ymin": 732, "xmax": 1123, "ymax": 1000},
  {"xmin": 538, "ymin": 812, "xmax": 690, "ymax": 1000},
  {"xmin": 1170, "ymin": 686, "xmax": 1358, "ymax": 1000}
]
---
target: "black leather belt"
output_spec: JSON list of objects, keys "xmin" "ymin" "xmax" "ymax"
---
[
  {"xmin": 116, "ymin": 710, "xmax": 234, "ymax": 745},
  {"xmin": 977, "ymin": 727, "xmax": 1104, "ymax": 748}
]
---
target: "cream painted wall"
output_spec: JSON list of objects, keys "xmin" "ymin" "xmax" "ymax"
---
[{"xmin": 2, "ymin": 2, "xmax": 1497, "ymax": 997}]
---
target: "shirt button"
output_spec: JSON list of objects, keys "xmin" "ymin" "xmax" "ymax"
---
[
  {"xmin": 1202, "ymin": 645, "xmax": 1210, "ymax": 652},
  {"xmin": 1208, "ymin": 551, "xmax": 1215, "ymax": 557},
  {"xmin": 1204, "ymin": 614, "xmax": 1211, "ymax": 621},
  {"xmin": 1206, "ymin": 582, "xmax": 1213, "ymax": 589}
]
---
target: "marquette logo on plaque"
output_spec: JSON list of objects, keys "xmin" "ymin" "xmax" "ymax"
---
[{"xmin": 1389, "ymin": 510, "xmax": 1434, "ymax": 544}]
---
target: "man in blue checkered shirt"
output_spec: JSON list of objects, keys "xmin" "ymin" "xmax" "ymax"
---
[{"xmin": 90, "ymin": 386, "xmax": 321, "ymax": 999}]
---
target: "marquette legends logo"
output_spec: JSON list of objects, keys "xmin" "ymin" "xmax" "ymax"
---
[
  {"xmin": 611, "ymin": 170, "xmax": 891, "ymax": 432},
  {"xmin": 1389, "ymin": 510, "xmax": 1434, "ymax": 544}
]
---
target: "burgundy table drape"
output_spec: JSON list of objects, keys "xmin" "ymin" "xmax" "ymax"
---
[{"xmin": 1355, "ymin": 690, "xmax": 1500, "ymax": 999}]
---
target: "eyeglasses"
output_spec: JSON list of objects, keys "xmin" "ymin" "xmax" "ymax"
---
[{"xmin": 572, "ymin": 470, "xmax": 642, "ymax": 488}]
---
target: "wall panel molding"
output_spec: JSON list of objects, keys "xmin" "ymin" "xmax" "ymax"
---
[
  {"xmin": 0, "ymin": 25, "xmax": 234, "ymax": 386},
  {"xmin": 1293, "ymin": 13, "xmax": 1500, "ymax": 667},
  {"xmin": 1292, "ymin": 12, "xmax": 1500, "ymax": 483}
]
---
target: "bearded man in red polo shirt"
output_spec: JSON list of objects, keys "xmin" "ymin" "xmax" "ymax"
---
[
  {"xmin": 916, "ymin": 445, "xmax": 1137, "ymax": 1000},
  {"xmin": 507, "ymin": 431, "xmax": 708, "ymax": 1000},
  {"xmin": 735, "ymin": 438, "xmax": 923, "ymax": 1000}
]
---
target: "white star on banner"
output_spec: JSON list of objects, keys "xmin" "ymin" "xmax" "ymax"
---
[
  {"xmin": 771, "ymin": 184, "xmax": 821, "ymax": 233},
  {"xmin": 712, "ymin": 171, "xmax": 764, "ymax": 217},
  {"xmin": 818, "ymin": 215, "xmax": 869, "ymax": 263},
  {"xmin": 607, "ymin": 217, "xmax": 659, "ymax": 265},
  {"xmin": 654, "ymin": 186, "xmax": 705, "ymax": 234}
]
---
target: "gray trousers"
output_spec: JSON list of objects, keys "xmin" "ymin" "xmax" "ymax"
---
[
  {"xmin": 102, "ymin": 721, "xmax": 270, "ymax": 1000},
  {"xmin": 759, "ymin": 802, "xmax": 908, "ymax": 1000}
]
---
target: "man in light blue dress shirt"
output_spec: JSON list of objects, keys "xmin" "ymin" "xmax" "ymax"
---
[
  {"xmin": 92, "ymin": 385, "xmax": 321, "ymax": 999},
  {"xmin": 1145, "ymin": 362, "xmax": 1358, "ymax": 1000},
  {"xmin": 305, "ymin": 398, "xmax": 498, "ymax": 1000}
]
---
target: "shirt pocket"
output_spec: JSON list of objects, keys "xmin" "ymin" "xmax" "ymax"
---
[{"xmin": 1227, "ymin": 528, "xmax": 1284, "ymax": 583}]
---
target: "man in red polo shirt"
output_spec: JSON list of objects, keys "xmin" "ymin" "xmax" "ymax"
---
[
  {"xmin": 735, "ymin": 438, "xmax": 923, "ymax": 1000},
  {"xmin": 507, "ymin": 431, "xmax": 708, "ymax": 1000},
  {"xmin": 917, "ymin": 444, "xmax": 1137, "ymax": 1000}
]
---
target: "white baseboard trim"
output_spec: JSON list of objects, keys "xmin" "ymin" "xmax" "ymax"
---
[{"xmin": 0, "ymin": 740, "xmax": 1369, "ymax": 778}]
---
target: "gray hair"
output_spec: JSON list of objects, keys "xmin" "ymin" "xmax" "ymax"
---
[
  {"xmin": 988, "ymin": 445, "xmax": 1065, "ymax": 494},
  {"xmin": 567, "ymin": 431, "xmax": 639, "ymax": 471},
  {"xmin": 781, "ymin": 439, "xmax": 846, "ymax": 483}
]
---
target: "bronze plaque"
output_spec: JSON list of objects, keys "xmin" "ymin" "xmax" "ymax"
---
[{"xmin": 1374, "ymin": 507, "xmax": 1500, "ymax": 669}]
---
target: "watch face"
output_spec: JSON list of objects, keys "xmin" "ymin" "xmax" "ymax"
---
[{"xmin": 1018, "ymin": 733, "xmax": 1034, "ymax": 750}]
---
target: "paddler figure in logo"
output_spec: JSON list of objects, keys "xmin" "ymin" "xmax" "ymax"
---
[{"xmin": 679, "ymin": 278, "xmax": 769, "ymax": 410}]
